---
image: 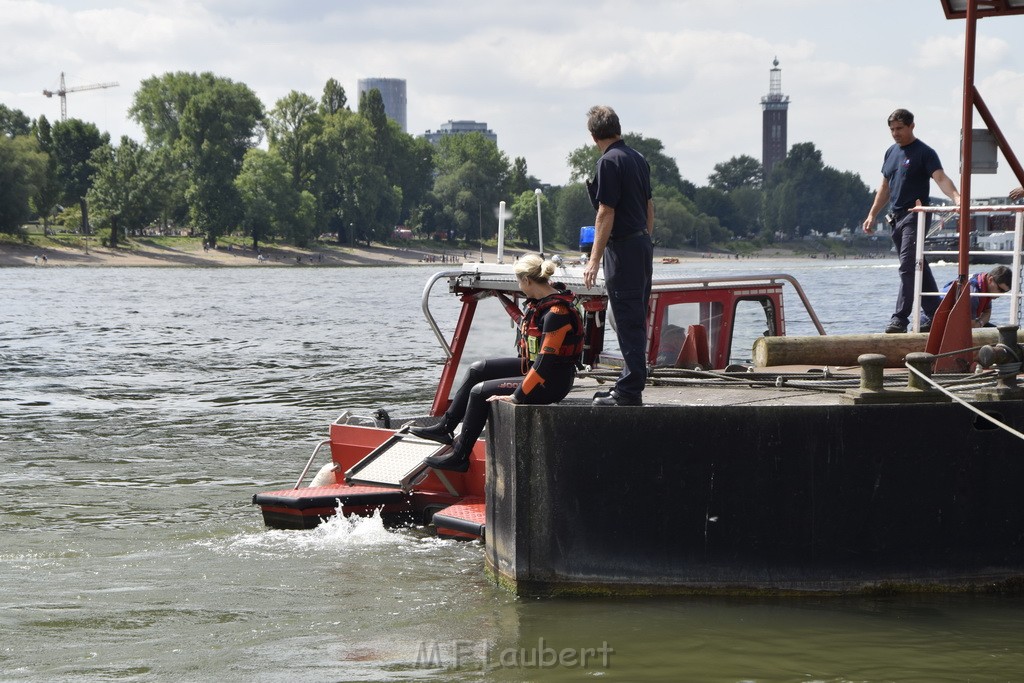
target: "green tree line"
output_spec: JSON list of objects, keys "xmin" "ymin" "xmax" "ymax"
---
[{"xmin": 1, "ymin": 73, "xmax": 871, "ymax": 251}]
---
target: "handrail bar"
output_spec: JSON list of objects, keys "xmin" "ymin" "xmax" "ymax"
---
[
  {"xmin": 420, "ymin": 270, "xmax": 464, "ymax": 359},
  {"xmin": 294, "ymin": 439, "xmax": 333, "ymax": 490},
  {"xmin": 916, "ymin": 204, "xmax": 1023, "ymax": 213}
]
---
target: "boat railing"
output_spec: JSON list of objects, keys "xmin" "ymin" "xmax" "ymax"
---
[
  {"xmin": 914, "ymin": 204, "xmax": 1024, "ymax": 332},
  {"xmin": 649, "ymin": 273, "xmax": 827, "ymax": 335},
  {"xmin": 421, "ymin": 266, "xmax": 828, "ymax": 363},
  {"xmin": 293, "ymin": 439, "xmax": 332, "ymax": 489},
  {"xmin": 421, "ymin": 270, "xmax": 465, "ymax": 359}
]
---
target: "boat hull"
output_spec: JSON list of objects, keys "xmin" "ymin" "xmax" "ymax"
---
[
  {"xmin": 485, "ymin": 398, "xmax": 1024, "ymax": 596},
  {"xmin": 252, "ymin": 421, "xmax": 487, "ymax": 535}
]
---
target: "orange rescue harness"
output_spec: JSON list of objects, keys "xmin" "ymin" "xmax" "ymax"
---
[{"xmin": 518, "ymin": 291, "xmax": 584, "ymax": 363}]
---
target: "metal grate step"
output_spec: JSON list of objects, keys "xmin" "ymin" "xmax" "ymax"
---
[{"xmin": 344, "ymin": 427, "xmax": 451, "ymax": 491}]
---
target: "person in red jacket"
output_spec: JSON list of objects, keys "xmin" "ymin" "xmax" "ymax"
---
[
  {"xmin": 921, "ymin": 265, "xmax": 1012, "ymax": 330},
  {"xmin": 412, "ymin": 253, "xmax": 583, "ymax": 472}
]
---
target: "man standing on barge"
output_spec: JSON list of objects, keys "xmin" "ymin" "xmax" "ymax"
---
[
  {"xmin": 862, "ymin": 108, "xmax": 960, "ymax": 333},
  {"xmin": 583, "ymin": 105, "xmax": 654, "ymax": 406}
]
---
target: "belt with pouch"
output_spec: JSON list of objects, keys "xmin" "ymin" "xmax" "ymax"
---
[{"xmin": 885, "ymin": 208, "xmax": 911, "ymax": 227}]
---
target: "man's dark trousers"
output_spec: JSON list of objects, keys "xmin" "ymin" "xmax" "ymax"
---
[
  {"xmin": 603, "ymin": 232, "xmax": 653, "ymax": 398},
  {"xmin": 891, "ymin": 213, "xmax": 938, "ymax": 325}
]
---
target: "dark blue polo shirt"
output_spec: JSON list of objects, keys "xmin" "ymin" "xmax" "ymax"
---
[
  {"xmin": 593, "ymin": 140, "xmax": 652, "ymax": 237},
  {"xmin": 881, "ymin": 138, "xmax": 943, "ymax": 212}
]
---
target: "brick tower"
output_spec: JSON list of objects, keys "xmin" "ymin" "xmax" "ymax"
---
[{"xmin": 760, "ymin": 58, "xmax": 790, "ymax": 177}]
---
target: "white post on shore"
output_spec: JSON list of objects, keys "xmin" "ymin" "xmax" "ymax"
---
[
  {"xmin": 534, "ymin": 188, "xmax": 544, "ymax": 258},
  {"xmin": 497, "ymin": 200, "xmax": 506, "ymax": 264}
]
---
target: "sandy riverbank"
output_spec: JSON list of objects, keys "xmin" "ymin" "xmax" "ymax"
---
[
  {"xmin": 0, "ymin": 237, "xmax": 862, "ymax": 268},
  {"xmin": 0, "ymin": 239, "xmax": 469, "ymax": 268}
]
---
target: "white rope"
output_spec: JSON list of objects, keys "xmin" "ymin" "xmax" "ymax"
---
[{"xmin": 905, "ymin": 363, "xmax": 1024, "ymax": 442}]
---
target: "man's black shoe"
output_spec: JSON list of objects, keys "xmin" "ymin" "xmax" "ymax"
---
[
  {"xmin": 593, "ymin": 392, "xmax": 642, "ymax": 406},
  {"xmin": 423, "ymin": 438, "xmax": 470, "ymax": 472},
  {"xmin": 884, "ymin": 321, "xmax": 907, "ymax": 334},
  {"xmin": 410, "ymin": 421, "xmax": 454, "ymax": 445},
  {"xmin": 593, "ymin": 388, "xmax": 613, "ymax": 399}
]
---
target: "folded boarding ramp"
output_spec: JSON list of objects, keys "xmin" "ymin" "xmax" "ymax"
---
[{"xmin": 345, "ymin": 426, "xmax": 458, "ymax": 495}]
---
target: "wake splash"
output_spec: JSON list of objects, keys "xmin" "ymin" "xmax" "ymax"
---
[{"xmin": 216, "ymin": 506, "xmax": 439, "ymax": 559}]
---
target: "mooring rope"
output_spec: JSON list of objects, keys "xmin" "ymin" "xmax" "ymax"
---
[
  {"xmin": 581, "ymin": 342, "xmax": 1024, "ymax": 439},
  {"xmin": 904, "ymin": 362, "xmax": 1024, "ymax": 442},
  {"xmin": 583, "ymin": 367, "xmax": 855, "ymax": 392},
  {"xmin": 580, "ymin": 365, "xmax": 1002, "ymax": 394},
  {"xmin": 931, "ymin": 344, "xmax": 986, "ymax": 359}
]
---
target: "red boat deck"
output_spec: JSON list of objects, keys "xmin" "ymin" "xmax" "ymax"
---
[
  {"xmin": 431, "ymin": 497, "xmax": 485, "ymax": 540},
  {"xmin": 252, "ymin": 484, "xmax": 410, "ymax": 530}
]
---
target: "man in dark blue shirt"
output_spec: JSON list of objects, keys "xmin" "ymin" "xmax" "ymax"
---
[
  {"xmin": 862, "ymin": 108, "xmax": 960, "ymax": 333},
  {"xmin": 582, "ymin": 105, "xmax": 654, "ymax": 406}
]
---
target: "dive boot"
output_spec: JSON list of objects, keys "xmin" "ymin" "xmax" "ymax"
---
[
  {"xmin": 423, "ymin": 437, "xmax": 470, "ymax": 472},
  {"xmin": 410, "ymin": 418, "xmax": 454, "ymax": 446}
]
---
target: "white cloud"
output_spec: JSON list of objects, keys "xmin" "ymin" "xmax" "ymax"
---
[{"xmin": 2, "ymin": 0, "xmax": 1023, "ymax": 198}]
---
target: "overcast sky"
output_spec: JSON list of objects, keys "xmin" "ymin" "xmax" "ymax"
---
[{"xmin": 4, "ymin": 0, "xmax": 1024, "ymax": 199}]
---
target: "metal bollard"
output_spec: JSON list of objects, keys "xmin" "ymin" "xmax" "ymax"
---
[
  {"xmin": 905, "ymin": 352, "xmax": 935, "ymax": 391},
  {"xmin": 977, "ymin": 325, "xmax": 1022, "ymax": 373},
  {"xmin": 977, "ymin": 325, "xmax": 1023, "ymax": 396},
  {"xmin": 857, "ymin": 353, "xmax": 887, "ymax": 391}
]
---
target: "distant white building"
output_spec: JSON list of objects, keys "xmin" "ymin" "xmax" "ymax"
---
[
  {"xmin": 423, "ymin": 120, "xmax": 497, "ymax": 145},
  {"xmin": 357, "ymin": 77, "xmax": 407, "ymax": 133},
  {"xmin": 977, "ymin": 231, "xmax": 1014, "ymax": 252}
]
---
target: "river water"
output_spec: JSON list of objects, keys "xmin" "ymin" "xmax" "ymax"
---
[{"xmin": 3, "ymin": 258, "xmax": 1023, "ymax": 682}]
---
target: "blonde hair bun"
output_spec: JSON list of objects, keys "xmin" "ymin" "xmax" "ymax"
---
[{"xmin": 514, "ymin": 253, "xmax": 557, "ymax": 283}]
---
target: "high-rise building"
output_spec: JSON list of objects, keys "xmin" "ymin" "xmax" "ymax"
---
[
  {"xmin": 760, "ymin": 58, "xmax": 790, "ymax": 177},
  {"xmin": 357, "ymin": 77, "xmax": 407, "ymax": 133},
  {"xmin": 422, "ymin": 120, "xmax": 497, "ymax": 145}
]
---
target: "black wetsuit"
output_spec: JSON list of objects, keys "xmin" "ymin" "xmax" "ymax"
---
[{"xmin": 443, "ymin": 292, "xmax": 581, "ymax": 460}]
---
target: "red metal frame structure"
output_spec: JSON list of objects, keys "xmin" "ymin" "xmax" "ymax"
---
[
  {"xmin": 940, "ymin": 0, "xmax": 1024, "ymax": 19},
  {"xmin": 429, "ymin": 293, "xmax": 478, "ymax": 416},
  {"xmin": 930, "ymin": 0, "xmax": 1024, "ymax": 370}
]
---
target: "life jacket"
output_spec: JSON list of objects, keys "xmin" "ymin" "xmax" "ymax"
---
[{"xmin": 518, "ymin": 291, "xmax": 584, "ymax": 363}]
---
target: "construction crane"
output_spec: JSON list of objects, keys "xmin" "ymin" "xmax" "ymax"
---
[{"xmin": 42, "ymin": 72, "xmax": 119, "ymax": 121}]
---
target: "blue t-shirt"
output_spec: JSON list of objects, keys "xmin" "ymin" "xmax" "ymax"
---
[
  {"xmin": 593, "ymin": 140, "xmax": 652, "ymax": 236},
  {"xmin": 881, "ymin": 138, "xmax": 943, "ymax": 212}
]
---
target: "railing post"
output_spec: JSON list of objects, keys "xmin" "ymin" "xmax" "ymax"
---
[
  {"xmin": 1012, "ymin": 210, "xmax": 1023, "ymax": 326},
  {"xmin": 912, "ymin": 209, "xmax": 927, "ymax": 332}
]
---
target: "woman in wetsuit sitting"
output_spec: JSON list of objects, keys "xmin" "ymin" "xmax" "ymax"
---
[{"xmin": 411, "ymin": 253, "xmax": 583, "ymax": 472}]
